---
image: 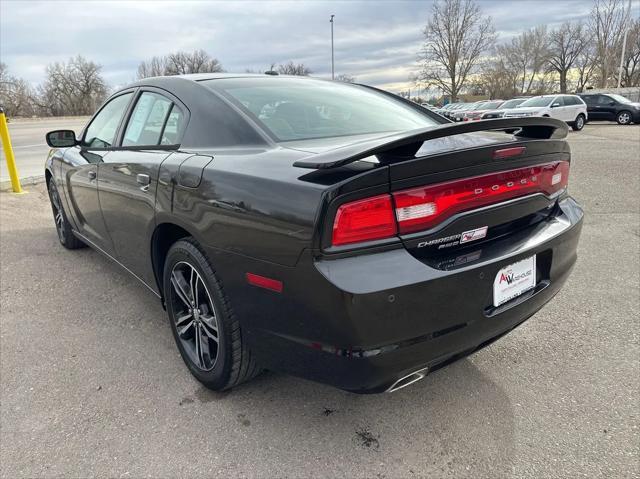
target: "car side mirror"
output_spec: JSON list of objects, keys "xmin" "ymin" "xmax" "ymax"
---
[
  {"xmin": 46, "ymin": 129, "xmax": 77, "ymax": 148},
  {"xmin": 551, "ymin": 102, "xmax": 561, "ymax": 108},
  {"xmin": 609, "ymin": 101, "xmax": 616, "ymax": 106}
]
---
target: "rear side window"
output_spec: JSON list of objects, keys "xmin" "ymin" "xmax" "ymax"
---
[
  {"xmin": 83, "ymin": 93, "xmax": 133, "ymax": 148},
  {"xmin": 161, "ymin": 106, "xmax": 185, "ymax": 145},
  {"xmin": 123, "ymin": 92, "xmax": 174, "ymax": 146},
  {"xmin": 563, "ymin": 96, "xmax": 579, "ymax": 105}
]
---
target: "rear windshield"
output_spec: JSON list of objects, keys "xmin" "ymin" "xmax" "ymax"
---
[{"xmin": 202, "ymin": 78, "xmax": 438, "ymax": 142}]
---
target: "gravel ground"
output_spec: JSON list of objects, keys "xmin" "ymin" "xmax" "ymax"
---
[{"xmin": 0, "ymin": 123, "xmax": 638, "ymax": 478}]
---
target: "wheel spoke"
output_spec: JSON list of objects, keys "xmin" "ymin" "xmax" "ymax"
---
[
  {"xmin": 175, "ymin": 312, "xmax": 193, "ymax": 328},
  {"xmin": 190, "ymin": 269, "xmax": 199, "ymax": 308},
  {"xmin": 178, "ymin": 319, "xmax": 194, "ymax": 336},
  {"xmin": 200, "ymin": 316, "xmax": 219, "ymax": 342},
  {"xmin": 195, "ymin": 324, "xmax": 205, "ymax": 368},
  {"xmin": 171, "ymin": 271, "xmax": 192, "ymax": 308}
]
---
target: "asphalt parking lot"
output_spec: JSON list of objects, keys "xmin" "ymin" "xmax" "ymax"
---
[{"xmin": 1, "ymin": 123, "xmax": 638, "ymax": 478}]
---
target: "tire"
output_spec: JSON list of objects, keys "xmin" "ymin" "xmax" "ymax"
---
[
  {"xmin": 617, "ymin": 110, "xmax": 632, "ymax": 125},
  {"xmin": 163, "ymin": 238, "xmax": 260, "ymax": 391},
  {"xmin": 571, "ymin": 114, "xmax": 585, "ymax": 131},
  {"xmin": 47, "ymin": 179, "xmax": 85, "ymax": 249}
]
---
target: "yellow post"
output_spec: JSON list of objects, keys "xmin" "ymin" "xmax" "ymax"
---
[{"xmin": 0, "ymin": 106, "xmax": 23, "ymax": 193}]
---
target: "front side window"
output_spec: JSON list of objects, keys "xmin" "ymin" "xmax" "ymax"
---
[
  {"xmin": 607, "ymin": 94, "xmax": 632, "ymax": 104},
  {"xmin": 123, "ymin": 92, "xmax": 173, "ymax": 146},
  {"xmin": 203, "ymin": 78, "xmax": 438, "ymax": 142},
  {"xmin": 83, "ymin": 93, "xmax": 133, "ymax": 148}
]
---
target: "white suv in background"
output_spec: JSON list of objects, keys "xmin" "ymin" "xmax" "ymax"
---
[{"xmin": 502, "ymin": 95, "xmax": 588, "ymax": 131}]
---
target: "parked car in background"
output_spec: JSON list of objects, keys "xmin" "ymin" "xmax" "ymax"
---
[
  {"xmin": 438, "ymin": 102, "xmax": 465, "ymax": 119},
  {"xmin": 451, "ymin": 102, "xmax": 485, "ymax": 122},
  {"xmin": 577, "ymin": 93, "xmax": 640, "ymax": 125},
  {"xmin": 502, "ymin": 95, "xmax": 588, "ymax": 131},
  {"xmin": 463, "ymin": 100, "xmax": 504, "ymax": 121},
  {"xmin": 480, "ymin": 98, "xmax": 529, "ymax": 119},
  {"xmin": 43, "ymin": 74, "xmax": 583, "ymax": 393}
]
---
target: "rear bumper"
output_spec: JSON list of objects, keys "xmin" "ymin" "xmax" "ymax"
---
[{"xmin": 241, "ymin": 197, "xmax": 583, "ymax": 393}]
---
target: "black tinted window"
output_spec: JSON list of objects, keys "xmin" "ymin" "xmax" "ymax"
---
[
  {"xmin": 83, "ymin": 93, "xmax": 133, "ymax": 148},
  {"xmin": 123, "ymin": 92, "xmax": 173, "ymax": 146},
  {"xmin": 161, "ymin": 105, "xmax": 185, "ymax": 145},
  {"xmin": 563, "ymin": 96, "xmax": 578, "ymax": 105}
]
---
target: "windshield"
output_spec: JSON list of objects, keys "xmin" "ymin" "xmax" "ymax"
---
[
  {"xmin": 608, "ymin": 94, "xmax": 633, "ymax": 104},
  {"xmin": 500, "ymin": 99, "xmax": 526, "ymax": 109},
  {"xmin": 518, "ymin": 97, "xmax": 554, "ymax": 108},
  {"xmin": 203, "ymin": 78, "xmax": 438, "ymax": 142},
  {"xmin": 480, "ymin": 101, "xmax": 503, "ymax": 110}
]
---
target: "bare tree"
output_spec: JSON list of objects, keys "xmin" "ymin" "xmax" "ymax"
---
[
  {"xmin": 418, "ymin": 0, "xmax": 496, "ymax": 102},
  {"xmin": 497, "ymin": 25, "xmax": 551, "ymax": 95},
  {"xmin": 38, "ymin": 56, "xmax": 107, "ymax": 116},
  {"xmin": 0, "ymin": 63, "xmax": 36, "ymax": 117},
  {"xmin": 137, "ymin": 56, "xmax": 166, "ymax": 79},
  {"xmin": 136, "ymin": 50, "xmax": 224, "ymax": 79},
  {"xmin": 277, "ymin": 61, "xmax": 312, "ymax": 76},
  {"xmin": 590, "ymin": 0, "xmax": 628, "ymax": 88},
  {"xmin": 476, "ymin": 57, "xmax": 518, "ymax": 99},
  {"xmin": 334, "ymin": 73, "xmax": 356, "ymax": 83},
  {"xmin": 547, "ymin": 22, "xmax": 588, "ymax": 93},
  {"xmin": 574, "ymin": 41, "xmax": 598, "ymax": 92},
  {"xmin": 617, "ymin": 19, "xmax": 640, "ymax": 87}
]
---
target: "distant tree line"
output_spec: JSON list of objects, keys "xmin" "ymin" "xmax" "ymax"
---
[
  {"xmin": 1, "ymin": 56, "xmax": 107, "ymax": 117},
  {"xmin": 418, "ymin": 0, "xmax": 640, "ymax": 101},
  {"xmin": 0, "ymin": 49, "xmax": 331, "ymax": 117}
]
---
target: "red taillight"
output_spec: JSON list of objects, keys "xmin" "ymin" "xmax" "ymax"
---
[
  {"xmin": 332, "ymin": 194, "xmax": 397, "ymax": 246},
  {"xmin": 392, "ymin": 161, "xmax": 569, "ymax": 234}
]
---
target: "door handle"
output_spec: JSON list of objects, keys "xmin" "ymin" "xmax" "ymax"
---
[
  {"xmin": 136, "ymin": 173, "xmax": 150, "ymax": 192},
  {"xmin": 136, "ymin": 174, "xmax": 150, "ymax": 185},
  {"xmin": 88, "ymin": 170, "xmax": 97, "ymax": 181}
]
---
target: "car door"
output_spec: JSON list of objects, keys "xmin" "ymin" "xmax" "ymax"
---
[
  {"xmin": 97, "ymin": 89, "xmax": 188, "ymax": 291},
  {"xmin": 581, "ymin": 95, "xmax": 600, "ymax": 119},
  {"xmin": 60, "ymin": 91, "xmax": 135, "ymax": 254},
  {"xmin": 589, "ymin": 95, "xmax": 610, "ymax": 120},
  {"xmin": 598, "ymin": 95, "xmax": 618, "ymax": 120},
  {"xmin": 548, "ymin": 96, "xmax": 566, "ymax": 120},
  {"xmin": 562, "ymin": 96, "xmax": 580, "ymax": 122}
]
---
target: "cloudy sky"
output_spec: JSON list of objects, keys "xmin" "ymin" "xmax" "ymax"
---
[{"xmin": 1, "ymin": 0, "xmax": 636, "ymax": 93}]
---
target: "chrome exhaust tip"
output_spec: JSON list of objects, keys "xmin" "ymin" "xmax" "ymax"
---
[{"xmin": 386, "ymin": 367, "xmax": 429, "ymax": 393}]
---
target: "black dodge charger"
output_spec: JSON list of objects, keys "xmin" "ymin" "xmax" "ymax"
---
[{"xmin": 45, "ymin": 74, "xmax": 583, "ymax": 393}]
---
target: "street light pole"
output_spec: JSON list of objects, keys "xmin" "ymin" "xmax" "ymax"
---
[
  {"xmin": 617, "ymin": 0, "xmax": 633, "ymax": 88},
  {"xmin": 330, "ymin": 14, "xmax": 335, "ymax": 80}
]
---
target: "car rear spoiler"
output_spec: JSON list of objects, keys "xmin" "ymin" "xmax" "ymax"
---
[{"xmin": 292, "ymin": 117, "xmax": 568, "ymax": 169}]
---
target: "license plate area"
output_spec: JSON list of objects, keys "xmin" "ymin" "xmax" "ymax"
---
[{"xmin": 493, "ymin": 255, "xmax": 537, "ymax": 307}]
